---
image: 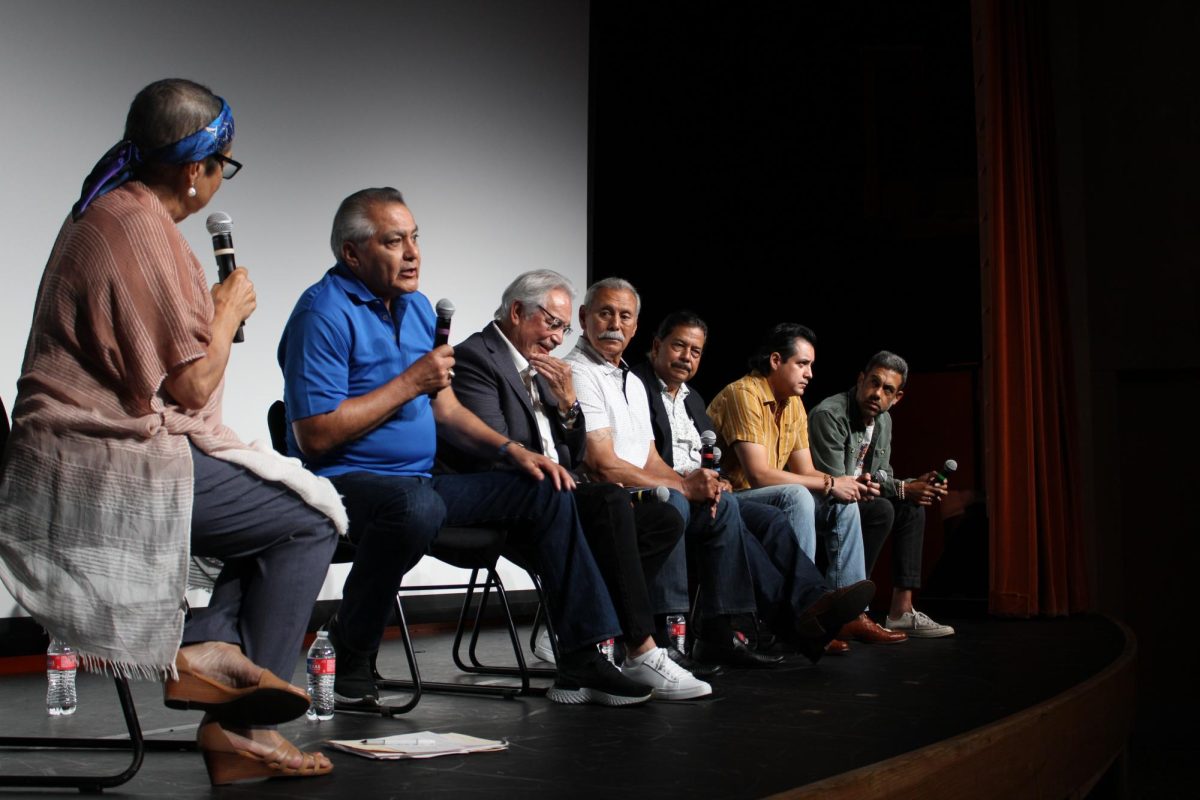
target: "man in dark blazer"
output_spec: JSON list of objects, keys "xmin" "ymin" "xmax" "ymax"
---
[
  {"xmin": 631, "ymin": 310, "xmax": 875, "ymax": 654},
  {"xmin": 443, "ymin": 270, "xmax": 713, "ymax": 699}
]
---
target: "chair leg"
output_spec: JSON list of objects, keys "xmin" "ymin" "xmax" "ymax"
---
[
  {"xmin": 0, "ymin": 675, "xmax": 193, "ymax": 791},
  {"xmin": 334, "ymin": 597, "xmax": 423, "ymax": 717},
  {"xmin": 377, "ymin": 573, "xmax": 523, "ymax": 700},
  {"xmin": 450, "ymin": 569, "xmax": 554, "ymax": 688}
]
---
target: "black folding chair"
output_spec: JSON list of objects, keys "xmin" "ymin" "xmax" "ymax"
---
[{"xmin": 268, "ymin": 401, "xmax": 553, "ymax": 717}]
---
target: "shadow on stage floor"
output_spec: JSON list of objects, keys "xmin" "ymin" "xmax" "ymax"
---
[{"xmin": 0, "ymin": 602, "xmax": 1134, "ymax": 798}]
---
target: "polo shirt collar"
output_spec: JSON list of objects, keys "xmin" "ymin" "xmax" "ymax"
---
[{"xmin": 329, "ymin": 262, "xmax": 384, "ymax": 306}]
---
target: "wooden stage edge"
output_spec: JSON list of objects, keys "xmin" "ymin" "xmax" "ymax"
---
[{"xmin": 773, "ymin": 616, "xmax": 1137, "ymax": 800}]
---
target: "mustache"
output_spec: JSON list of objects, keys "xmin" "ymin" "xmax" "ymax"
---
[
  {"xmin": 670, "ymin": 361, "xmax": 691, "ymax": 371},
  {"xmin": 598, "ymin": 331, "xmax": 626, "ymax": 342}
]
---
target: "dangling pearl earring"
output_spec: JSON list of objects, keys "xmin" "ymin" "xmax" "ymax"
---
[{"xmin": 187, "ymin": 184, "xmax": 197, "ymax": 198}]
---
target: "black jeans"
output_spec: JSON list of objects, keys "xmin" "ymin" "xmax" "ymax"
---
[
  {"xmin": 574, "ymin": 482, "xmax": 684, "ymax": 645},
  {"xmin": 858, "ymin": 497, "xmax": 924, "ymax": 589}
]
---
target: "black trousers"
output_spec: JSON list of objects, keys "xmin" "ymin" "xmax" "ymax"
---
[
  {"xmin": 574, "ymin": 482, "xmax": 684, "ymax": 644},
  {"xmin": 858, "ymin": 498, "xmax": 925, "ymax": 589}
]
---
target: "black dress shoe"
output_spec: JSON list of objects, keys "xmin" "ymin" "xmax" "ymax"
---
[
  {"xmin": 691, "ymin": 635, "xmax": 784, "ymax": 669},
  {"xmin": 666, "ymin": 645, "xmax": 725, "ymax": 678}
]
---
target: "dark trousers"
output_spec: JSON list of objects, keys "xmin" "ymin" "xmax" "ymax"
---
[
  {"xmin": 738, "ymin": 499, "xmax": 834, "ymax": 637},
  {"xmin": 574, "ymin": 482, "xmax": 684, "ymax": 645},
  {"xmin": 183, "ymin": 444, "xmax": 339, "ymax": 683},
  {"xmin": 331, "ymin": 470, "xmax": 620, "ymax": 657},
  {"xmin": 859, "ymin": 498, "xmax": 925, "ymax": 589}
]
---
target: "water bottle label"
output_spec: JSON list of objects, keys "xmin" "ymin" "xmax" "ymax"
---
[
  {"xmin": 308, "ymin": 656, "xmax": 336, "ymax": 675},
  {"xmin": 668, "ymin": 621, "xmax": 686, "ymax": 637},
  {"xmin": 48, "ymin": 654, "xmax": 78, "ymax": 671}
]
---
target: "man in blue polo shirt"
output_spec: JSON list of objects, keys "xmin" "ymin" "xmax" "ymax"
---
[{"xmin": 277, "ymin": 187, "xmax": 650, "ymax": 707}]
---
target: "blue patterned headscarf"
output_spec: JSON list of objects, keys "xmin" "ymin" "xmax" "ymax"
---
[{"xmin": 71, "ymin": 98, "xmax": 235, "ymax": 220}]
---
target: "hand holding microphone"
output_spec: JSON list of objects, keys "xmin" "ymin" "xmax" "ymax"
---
[
  {"xmin": 205, "ymin": 212, "xmax": 247, "ymax": 343},
  {"xmin": 429, "ymin": 298, "xmax": 456, "ymax": 399},
  {"xmin": 934, "ymin": 459, "xmax": 958, "ymax": 485}
]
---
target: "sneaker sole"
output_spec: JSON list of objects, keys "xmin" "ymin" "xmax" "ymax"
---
[
  {"xmin": 533, "ymin": 647, "xmax": 557, "ymax": 664},
  {"xmin": 546, "ymin": 686, "xmax": 652, "ymax": 706},
  {"xmin": 651, "ymin": 683, "xmax": 713, "ymax": 701},
  {"xmin": 892, "ymin": 628, "xmax": 955, "ymax": 638}
]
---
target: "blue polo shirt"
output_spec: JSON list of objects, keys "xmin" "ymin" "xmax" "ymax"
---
[{"xmin": 278, "ymin": 263, "xmax": 436, "ymax": 477}]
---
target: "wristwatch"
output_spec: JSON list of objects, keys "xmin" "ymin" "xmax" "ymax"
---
[{"xmin": 560, "ymin": 400, "xmax": 582, "ymax": 428}]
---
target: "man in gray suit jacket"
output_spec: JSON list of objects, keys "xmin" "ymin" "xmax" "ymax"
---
[{"xmin": 444, "ymin": 270, "xmax": 712, "ymax": 699}]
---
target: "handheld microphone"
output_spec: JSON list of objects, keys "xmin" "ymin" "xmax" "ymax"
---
[
  {"xmin": 430, "ymin": 298, "xmax": 456, "ymax": 399},
  {"xmin": 433, "ymin": 298, "xmax": 456, "ymax": 347},
  {"xmin": 205, "ymin": 212, "xmax": 244, "ymax": 343},
  {"xmin": 700, "ymin": 430, "xmax": 717, "ymax": 470},
  {"xmin": 934, "ymin": 459, "xmax": 957, "ymax": 484},
  {"xmin": 628, "ymin": 486, "xmax": 670, "ymax": 504},
  {"xmin": 875, "ymin": 469, "xmax": 888, "ymax": 485}
]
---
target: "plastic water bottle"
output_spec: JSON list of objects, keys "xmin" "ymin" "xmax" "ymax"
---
[
  {"xmin": 46, "ymin": 638, "xmax": 78, "ymax": 717},
  {"xmin": 666, "ymin": 614, "xmax": 687, "ymax": 654},
  {"xmin": 305, "ymin": 631, "xmax": 335, "ymax": 720}
]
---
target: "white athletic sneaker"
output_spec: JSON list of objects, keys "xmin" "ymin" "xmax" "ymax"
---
[
  {"xmin": 885, "ymin": 609, "xmax": 955, "ymax": 638},
  {"xmin": 620, "ymin": 647, "xmax": 712, "ymax": 700},
  {"xmin": 533, "ymin": 628, "xmax": 556, "ymax": 664}
]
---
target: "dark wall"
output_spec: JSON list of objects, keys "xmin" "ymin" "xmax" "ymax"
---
[
  {"xmin": 1046, "ymin": 0, "xmax": 1200, "ymax": 770},
  {"xmin": 589, "ymin": 2, "xmax": 981, "ymax": 409}
]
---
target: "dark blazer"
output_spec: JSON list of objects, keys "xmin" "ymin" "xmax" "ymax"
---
[
  {"xmin": 629, "ymin": 361, "xmax": 714, "ymax": 468},
  {"xmin": 441, "ymin": 323, "xmax": 585, "ymax": 473}
]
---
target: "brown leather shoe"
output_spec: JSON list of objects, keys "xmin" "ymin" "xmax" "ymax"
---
[
  {"xmin": 838, "ymin": 613, "xmax": 908, "ymax": 644},
  {"xmin": 164, "ymin": 650, "xmax": 310, "ymax": 724},
  {"xmin": 824, "ymin": 639, "xmax": 850, "ymax": 655}
]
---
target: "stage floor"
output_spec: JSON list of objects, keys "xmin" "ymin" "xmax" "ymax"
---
[{"xmin": 0, "ymin": 603, "xmax": 1128, "ymax": 798}]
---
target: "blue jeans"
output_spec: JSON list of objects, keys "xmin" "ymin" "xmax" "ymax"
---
[
  {"xmin": 735, "ymin": 484, "xmax": 866, "ymax": 588},
  {"xmin": 651, "ymin": 490, "xmax": 757, "ymax": 618},
  {"xmin": 331, "ymin": 470, "xmax": 620, "ymax": 656}
]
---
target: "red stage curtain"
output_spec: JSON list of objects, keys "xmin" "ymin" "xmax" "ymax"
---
[{"xmin": 973, "ymin": 0, "xmax": 1088, "ymax": 616}]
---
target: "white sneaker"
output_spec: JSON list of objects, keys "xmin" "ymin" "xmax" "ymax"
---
[
  {"xmin": 533, "ymin": 628, "xmax": 556, "ymax": 664},
  {"xmin": 620, "ymin": 647, "xmax": 712, "ymax": 700},
  {"xmin": 885, "ymin": 609, "xmax": 955, "ymax": 638}
]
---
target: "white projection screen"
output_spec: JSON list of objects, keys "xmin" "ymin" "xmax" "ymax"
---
[{"xmin": 0, "ymin": 0, "xmax": 589, "ymax": 617}]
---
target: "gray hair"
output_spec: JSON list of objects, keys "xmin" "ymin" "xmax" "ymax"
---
[
  {"xmin": 582, "ymin": 277, "xmax": 641, "ymax": 315},
  {"xmin": 330, "ymin": 187, "xmax": 407, "ymax": 261},
  {"xmin": 863, "ymin": 350, "xmax": 910, "ymax": 388},
  {"xmin": 124, "ymin": 78, "xmax": 224, "ymax": 181},
  {"xmin": 494, "ymin": 270, "xmax": 576, "ymax": 321}
]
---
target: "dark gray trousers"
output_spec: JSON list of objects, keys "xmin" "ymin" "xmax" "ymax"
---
[{"xmin": 182, "ymin": 444, "xmax": 338, "ymax": 683}]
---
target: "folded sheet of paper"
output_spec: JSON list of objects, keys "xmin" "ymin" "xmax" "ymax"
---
[{"xmin": 326, "ymin": 731, "xmax": 508, "ymax": 760}]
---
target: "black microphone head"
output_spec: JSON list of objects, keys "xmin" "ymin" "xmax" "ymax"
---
[
  {"xmin": 205, "ymin": 212, "xmax": 233, "ymax": 235},
  {"xmin": 700, "ymin": 430, "xmax": 717, "ymax": 447},
  {"xmin": 943, "ymin": 459, "xmax": 958, "ymax": 474},
  {"xmin": 435, "ymin": 298, "xmax": 456, "ymax": 319}
]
